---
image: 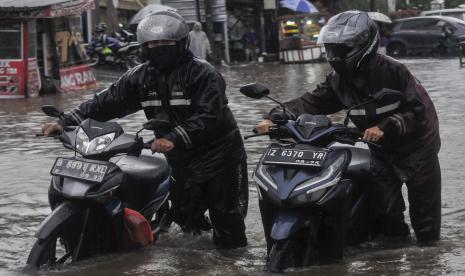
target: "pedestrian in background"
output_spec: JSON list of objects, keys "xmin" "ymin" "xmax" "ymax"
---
[
  {"xmin": 243, "ymin": 28, "xmax": 258, "ymax": 62},
  {"xmin": 189, "ymin": 22, "xmax": 212, "ymax": 60}
]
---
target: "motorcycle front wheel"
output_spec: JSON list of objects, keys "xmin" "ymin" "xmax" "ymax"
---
[
  {"xmin": 26, "ymin": 216, "xmax": 79, "ymax": 269},
  {"xmin": 267, "ymin": 228, "xmax": 318, "ymax": 272}
]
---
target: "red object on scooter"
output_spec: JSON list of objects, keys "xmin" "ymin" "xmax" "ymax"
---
[{"xmin": 122, "ymin": 208, "xmax": 153, "ymax": 249}]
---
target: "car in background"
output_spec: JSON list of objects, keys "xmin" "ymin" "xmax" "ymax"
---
[
  {"xmin": 421, "ymin": 8, "xmax": 465, "ymax": 21},
  {"xmin": 386, "ymin": 16, "xmax": 465, "ymax": 56}
]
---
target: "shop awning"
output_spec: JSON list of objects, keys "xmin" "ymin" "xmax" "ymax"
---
[{"xmin": 0, "ymin": 0, "xmax": 95, "ymax": 18}]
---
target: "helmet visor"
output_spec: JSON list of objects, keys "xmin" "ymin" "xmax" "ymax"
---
[
  {"xmin": 317, "ymin": 24, "xmax": 369, "ymax": 47},
  {"xmin": 325, "ymin": 44, "xmax": 356, "ymax": 59}
]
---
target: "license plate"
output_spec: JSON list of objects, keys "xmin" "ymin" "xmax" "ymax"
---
[
  {"xmin": 51, "ymin": 158, "xmax": 109, "ymax": 183},
  {"xmin": 262, "ymin": 148, "xmax": 328, "ymax": 167}
]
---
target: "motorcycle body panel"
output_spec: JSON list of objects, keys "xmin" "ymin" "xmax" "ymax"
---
[
  {"xmin": 270, "ymin": 210, "xmax": 309, "ymax": 240},
  {"xmin": 35, "ymin": 202, "xmax": 76, "ymax": 240}
]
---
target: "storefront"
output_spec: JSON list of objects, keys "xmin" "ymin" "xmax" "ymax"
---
[
  {"xmin": 0, "ymin": 0, "xmax": 97, "ymax": 99},
  {"xmin": 278, "ymin": 13, "xmax": 326, "ymax": 63}
]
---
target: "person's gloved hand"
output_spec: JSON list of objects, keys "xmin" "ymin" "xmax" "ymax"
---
[
  {"xmin": 42, "ymin": 122, "xmax": 63, "ymax": 137},
  {"xmin": 151, "ymin": 138, "xmax": 175, "ymax": 153},
  {"xmin": 255, "ymin": 119, "xmax": 273, "ymax": 134},
  {"xmin": 363, "ymin": 126, "xmax": 384, "ymax": 142}
]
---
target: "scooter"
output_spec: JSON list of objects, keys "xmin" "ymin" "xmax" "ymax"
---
[
  {"xmin": 86, "ymin": 34, "xmax": 140, "ymax": 70},
  {"xmin": 27, "ymin": 105, "xmax": 172, "ymax": 269},
  {"xmin": 112, "ymin": 23, "xmax": 137, "ymax": 43},
  {"xmin": 240, "ymin": 83, "xmax": 403, "ymax": 272}
]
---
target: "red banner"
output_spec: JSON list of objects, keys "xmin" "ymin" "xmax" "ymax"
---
[
  {"xmin": 0, "ymin": 60, "xmax": 26, "ymax": 99},
  {"xmin": 60, "ymin": 64, "xmax": 97, "ymax": 92},
  {"xmin": 27, "ymin": 57, "xmax": 41, "ymax": 97}
]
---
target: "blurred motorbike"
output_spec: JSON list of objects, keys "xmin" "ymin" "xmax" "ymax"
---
[{"xmin": 86, "ymin": 23, "xmax": 141, "ymax": 70}]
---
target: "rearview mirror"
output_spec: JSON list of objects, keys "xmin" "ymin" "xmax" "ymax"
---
[
  {"xmin": 239, "ymin": 82, "xmax": 270, "ymax": 99},
  {"xmin": 143, "ymin": 119, "xmax": 172, "ymax": 131},
  {"xmin": 41, "ymin": 105, "xmax": 63, "ymax": 118}
]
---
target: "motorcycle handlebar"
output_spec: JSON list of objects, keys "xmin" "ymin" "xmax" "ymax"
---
[
  {"xmin": 347, "ymin": 127, "xmax": 362, "ymax": 138},
  {"xmin": 35, "ymin": 133, "xmax": 60, "ymax": 139},
  {"xmin": 244, "ymin": 132, "xmax": 269, "ymax": 140}
]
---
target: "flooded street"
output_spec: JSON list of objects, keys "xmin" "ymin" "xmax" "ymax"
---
[{"xmin": 0, "ymin": 58, "xmax": 464, "ymax": 275}]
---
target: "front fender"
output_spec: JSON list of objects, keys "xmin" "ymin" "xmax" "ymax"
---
[
  {"xmin": 35, "ymin": 202, "xmax": 76, "ymax": 240},
  {"xmin": 270, "ymin": 210, "xmax": 310, "ymax": 240}
]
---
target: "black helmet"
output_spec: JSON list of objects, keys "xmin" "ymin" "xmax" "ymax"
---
[
  {"xmin": 95, "ymin": 22, "xmax": 107, "ymax": 34},
  {"xmin": 317, "ymin": 11, "xmax": 379, "ymax": 75}
]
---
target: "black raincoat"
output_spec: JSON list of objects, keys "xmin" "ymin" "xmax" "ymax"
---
[
  {"xmin": 60, "ymin": 55, "xmax": 248, "ymax": 247},
  {"xmin": 61, "ymin": 56, "xmax": 246, "ymax": 180},
  {"xmin": 267, "ymin": 53, "xmax": 441, "ymax": 241}
]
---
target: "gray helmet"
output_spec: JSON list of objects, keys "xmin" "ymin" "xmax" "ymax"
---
[{"xmin": 137, "ymin": 10, "xmax": 189, "ymax": 44}]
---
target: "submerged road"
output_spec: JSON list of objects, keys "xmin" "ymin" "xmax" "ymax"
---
[{"xmin": 0, "ymin": 58, "xmax": 464, "ymax": 275}]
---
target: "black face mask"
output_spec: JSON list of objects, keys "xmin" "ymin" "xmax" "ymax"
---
[
  {"xmin": 146, "ymin": 45, "xmax": 179, "ymax": 72},
  {"xmin": 328, "ymin": 59, "xmax": 347, "ymax": 75},
  {"xmin": 326, "ymin": 44, "xmax": 355, "ymax": 76}
]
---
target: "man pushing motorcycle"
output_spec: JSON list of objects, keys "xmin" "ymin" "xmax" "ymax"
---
[
  {"xmin": 42, "ymin": 10, "xmax": 248, "ymax": 249},
  {"xmin": 256, "ymin": 11, "xmax": 441, "ymax": 244}
]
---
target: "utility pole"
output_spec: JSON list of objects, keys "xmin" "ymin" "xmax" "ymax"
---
[
  {"xmin": 195, "ymin": 0, "xmax": 202, "ymax": 22},
  {"xmin": 204, "ymin": 0, "xmax": 220, "ymax": 64},
  {"xmin": 105, "ymin": 0, "xmax": 118, "ymax": 32}
]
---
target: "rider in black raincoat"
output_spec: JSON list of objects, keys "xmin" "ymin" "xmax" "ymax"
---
[
  {"xmin": 256, "ymin": 11, "xmax": 441, "ymax": 243},
  {"xmin": 43, "ymin": 10, "xmax": 248, "ymax": 249}
]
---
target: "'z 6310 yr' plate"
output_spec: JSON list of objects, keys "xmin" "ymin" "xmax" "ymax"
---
[
  {"xmin": 262, "ymin": 148, "xmax": 327, "ymax": 167},
  {"xmin": 51, "ymin": 157, "xmax": 109, "ymax": 183}
]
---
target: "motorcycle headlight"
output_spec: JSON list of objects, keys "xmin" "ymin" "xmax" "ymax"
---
[
  {"xmin": 291, "ymin": 187, "xmax": 328, "ymax": 204},
  {"xmin": 292, "ymin": 153, "xmax": 347, "ymax": 195},
  {"xmin": 254, "ymin": 164, "xmax": 277, "ymax": 191},
  {"xmin": 75, "ymin": 128, "xmax": 115, "ymax": 155}
]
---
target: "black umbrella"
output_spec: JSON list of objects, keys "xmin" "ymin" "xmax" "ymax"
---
[{"xmin": 129, "ymin": 4, "xmax": 177, "ymax": 26}]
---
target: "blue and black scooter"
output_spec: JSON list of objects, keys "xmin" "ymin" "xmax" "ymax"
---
[{"xmin": 240, "ymin": 83, "xmax": 403, "ymax": 272}]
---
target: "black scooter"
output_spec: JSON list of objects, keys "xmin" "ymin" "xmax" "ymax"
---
[
  {"xmin": 27, "ymin": 106, "xmax": 172, "ymax": 269},
  {"xmin": 240, "ymin": 83, "xmax": 403, "ymax": 272}
]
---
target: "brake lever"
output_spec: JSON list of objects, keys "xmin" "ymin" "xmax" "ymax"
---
[
  {"xmin": 334, "ymin": 135, "xmax": 356, "ymax": 145},
  {"xmin": 35, "ymin": 133, "xmax": 60, "ymax": 139},
  {"xmin": 357, "ymin": 138, "xmax": 381, "ymax": 148},
  {"xmin": 244, "ymin": 132, "xmax": 269, "ymax": 140}
]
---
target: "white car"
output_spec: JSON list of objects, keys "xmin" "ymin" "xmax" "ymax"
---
[{"xmin": 421, "ymin": 8, "xmax": 465, "ymax": 21}]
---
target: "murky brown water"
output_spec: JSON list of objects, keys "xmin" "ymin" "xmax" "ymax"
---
[{"xmin": 0, "ymin": 58, "xmax": 464, "ymax": 275}]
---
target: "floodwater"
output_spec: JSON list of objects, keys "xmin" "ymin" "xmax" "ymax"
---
[{"xmin": 0, "ymin": 58, "xmax": 464, "ymax": 275}]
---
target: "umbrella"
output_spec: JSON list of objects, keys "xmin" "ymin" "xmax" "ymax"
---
[
  {"xmin": 129, "ymin": 4, "xmax": 177, "ymax": 26},
  {"xmin": 280, "ymin": 0, "xmax": 319, "ymax": 13},
  {"xmin": 367, "ymin": 12, "xmax": 392, "ymax": 24}
]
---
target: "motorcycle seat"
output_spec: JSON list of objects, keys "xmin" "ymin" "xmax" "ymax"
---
[{"xmin": 115, "ymin": 154, "xmax": 169, "ymax": 183}]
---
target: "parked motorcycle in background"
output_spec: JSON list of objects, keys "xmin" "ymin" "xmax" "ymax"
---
[
  {"xmin": 112, "ymin": 23, "xmax": 137, "ymax": 43},
  {"xmin": 86, "ymin": 23, "xmax": 141, "ymax": 70},
  {"xmin": 240, "ymin": 83, "xmax": 404, "ymax": 272},
  {"xmin": 26, "ymin": 105, "xmax": 172, "ymax": 269}
]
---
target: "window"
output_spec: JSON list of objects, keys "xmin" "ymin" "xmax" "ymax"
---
[
  {"xmin": 28, "ymin": 20, "xmax": 37, "ymax": 58},
  {"xmin": 0, "ymin": 21, "xmax": 22, "ymax": 59},
  {"xmin": 399, "ymin": 20, "xmax": 424, "ymax": 30},
  {"xmin": 400, "ymin": 19, "xmax": 442, "ymax": 31},
  {"xmin": 55, "ymin": 16, "xmax": 86, "ymax": 66}
]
